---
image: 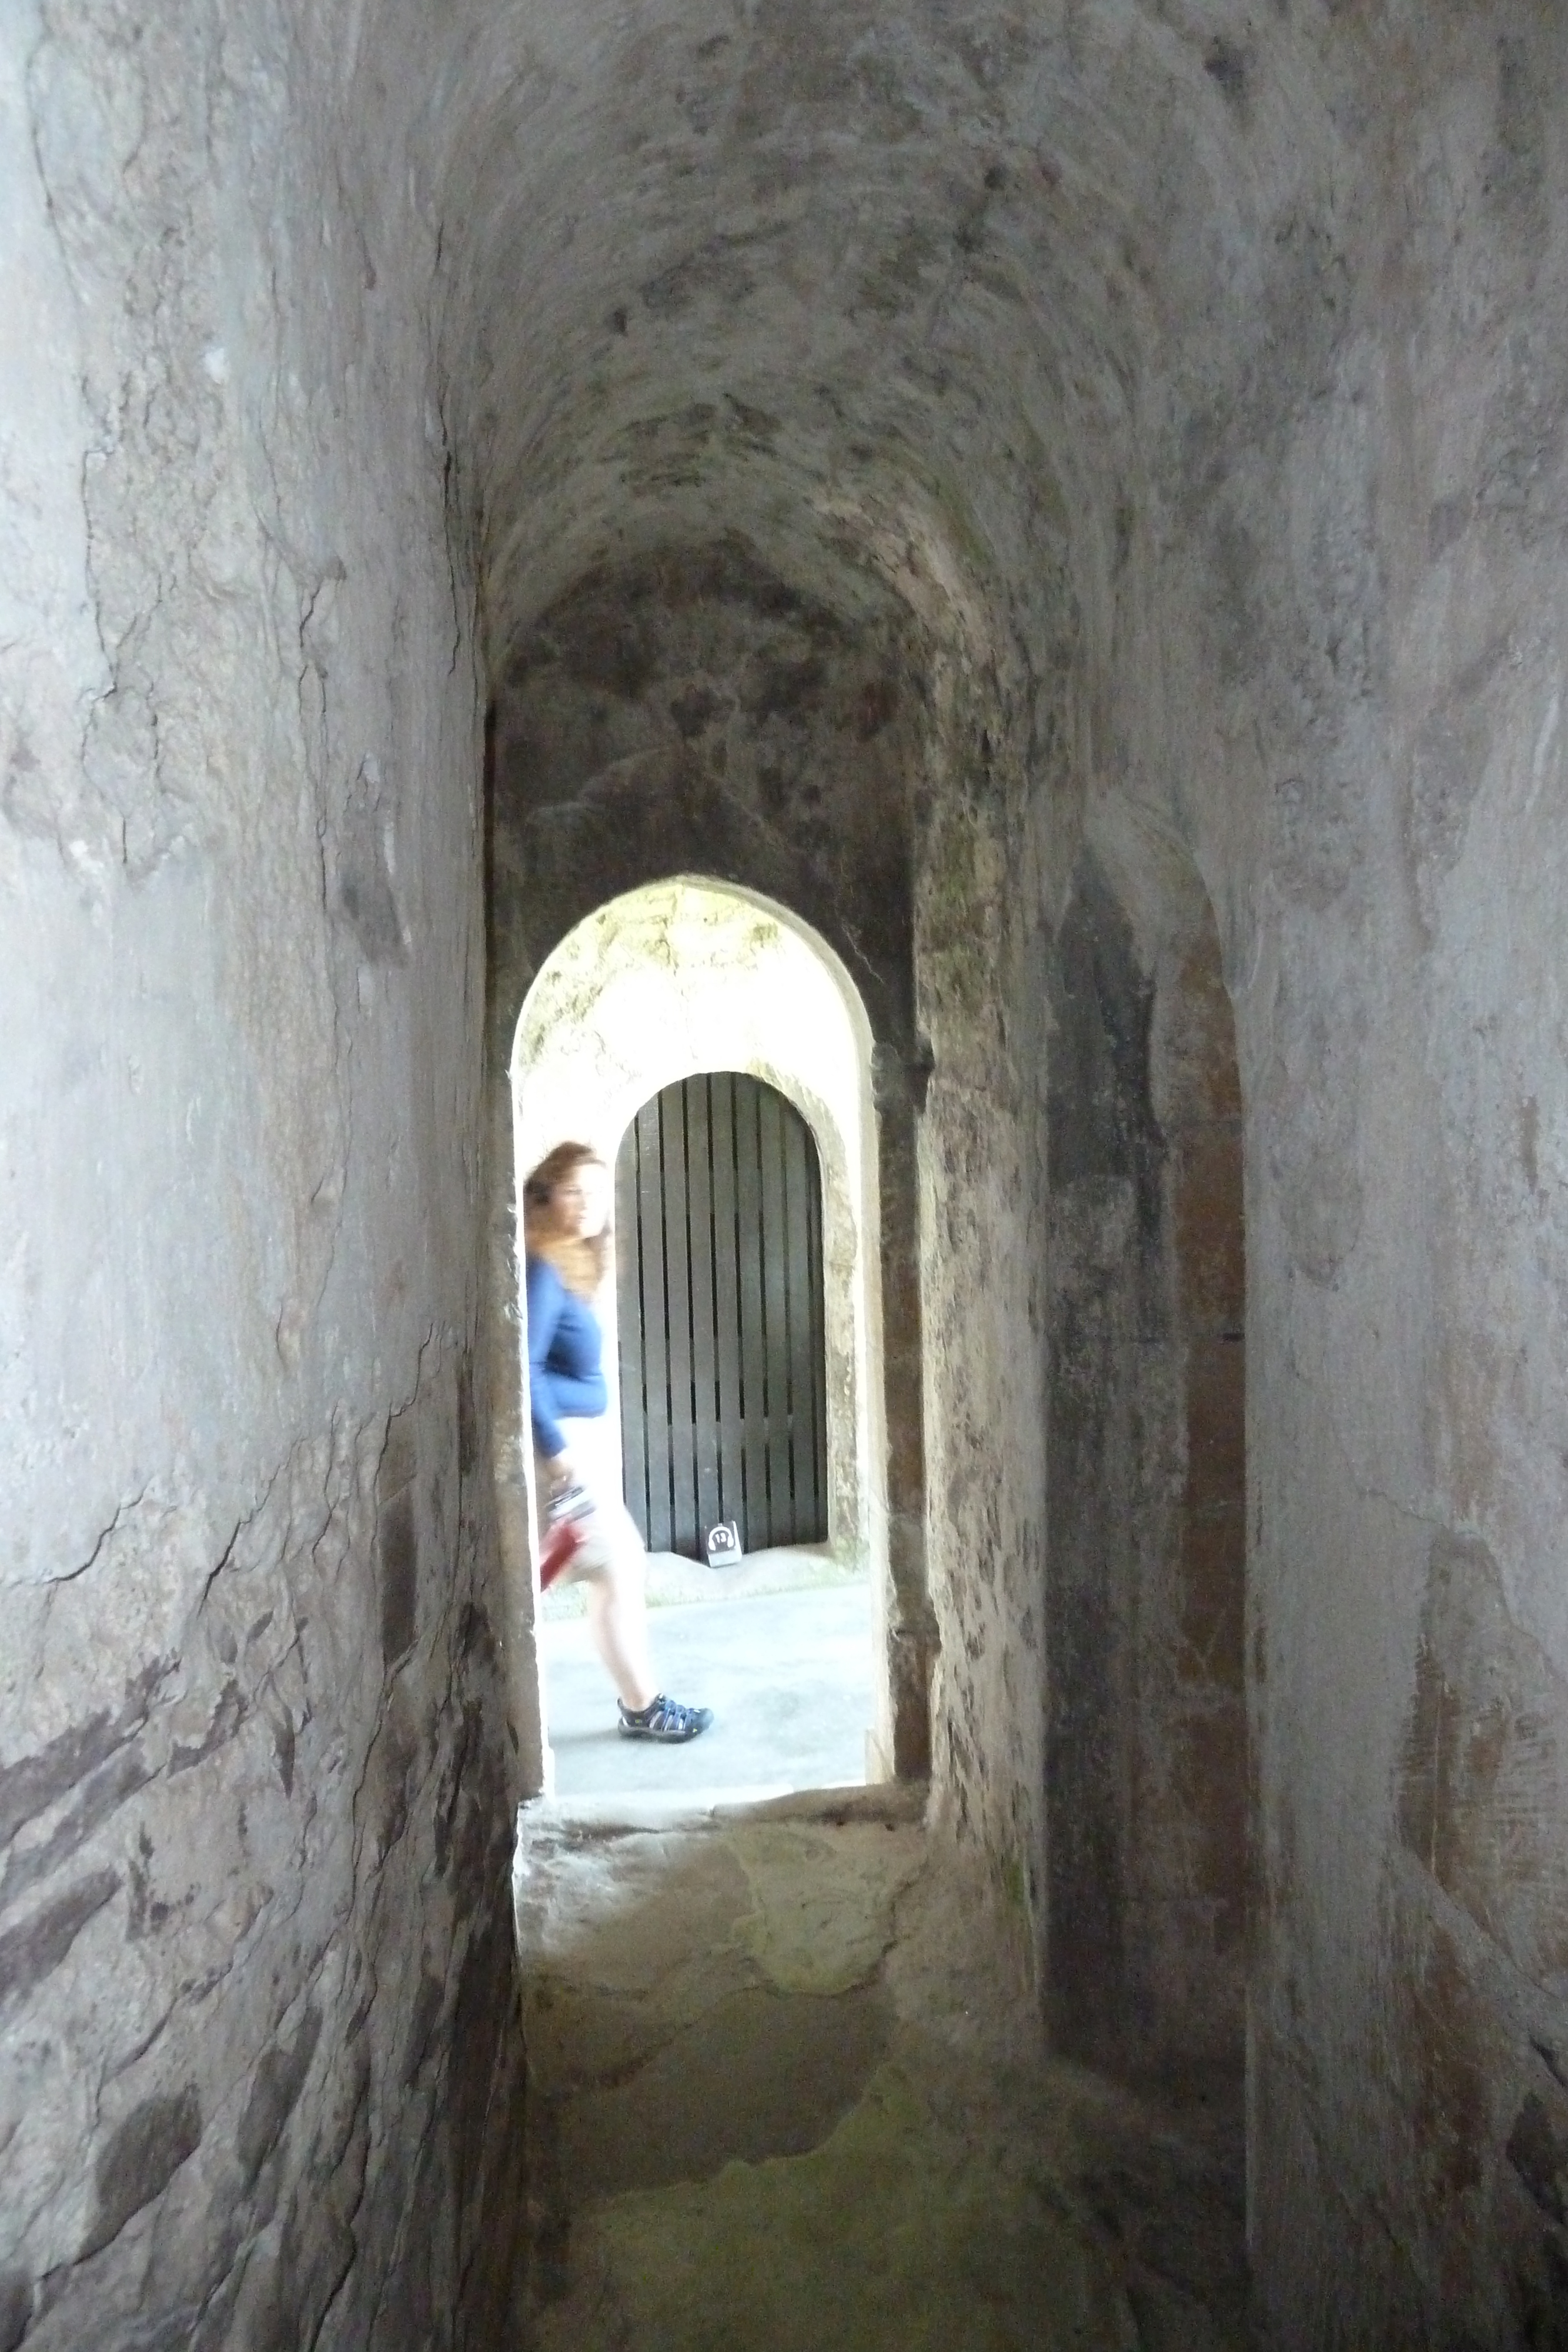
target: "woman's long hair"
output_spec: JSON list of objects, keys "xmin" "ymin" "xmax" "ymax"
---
[{"xmin": 521, "ymin": 1141, "xmax": 611, "ymax": 1301}]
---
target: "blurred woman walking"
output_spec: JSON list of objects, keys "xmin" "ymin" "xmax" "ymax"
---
[{"xmin": 524, "ymin": 1141, "xmax": 713, "ymax": 1743}]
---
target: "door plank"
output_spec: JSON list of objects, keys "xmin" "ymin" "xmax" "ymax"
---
[
  {"xmin": 757, "ymin": 1083, "xmax": 793, "ymax": 1549},
  {"xmin": 708, "ymin": 1073, "xmax": 745, "ymax": 1538},
  {"xmin": 637, "ymin": 1098, "xmax": 673, "ymax": 1553},
  {"xmin": 660, "ymin": 1085, "xmax": 698, "ymax": 1558},
  {"xmin": 734, "ymin": 1077, "xmax": 771, "ymax": 1550},
  {"xmin": 614, "ymin": 1131, "xmax": 649, "ymax": 1542},
  {"xmin": 683, "ymin": 1077, "xmax": 724, "ymax": 1548}
]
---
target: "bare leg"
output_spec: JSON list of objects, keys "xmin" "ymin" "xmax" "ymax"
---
[{"xmin": 582, "ymin": 1559, "xmax": 657, "ymax": 1713}]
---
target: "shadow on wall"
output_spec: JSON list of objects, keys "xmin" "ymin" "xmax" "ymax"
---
[{"xmin": 1045, "ymin": 828, "xmax": 1246, "ymax": 2095}]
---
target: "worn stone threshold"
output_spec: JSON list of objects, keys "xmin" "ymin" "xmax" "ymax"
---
[{"xmin": 517, "ymin": 1774, "xmax": 927, "ymax": 1840}]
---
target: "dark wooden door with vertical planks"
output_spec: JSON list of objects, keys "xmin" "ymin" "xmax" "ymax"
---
[{"xmin": 616, "ymin": 1073, "xmax": 828, "ymax": 1558}]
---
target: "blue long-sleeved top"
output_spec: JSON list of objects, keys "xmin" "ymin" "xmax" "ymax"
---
[{"xmin": 525, "ymin": 1254, "xmax": 607, "ymax": 1458}]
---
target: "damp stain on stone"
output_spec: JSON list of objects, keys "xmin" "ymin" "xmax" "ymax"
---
[
  {"xmin": 0, "ymin": 2273, "xmax": 31, "ymax": 2352},
  {"xmin": 0, "ymin": 1745, "xmax": 153, "ymax": 1909},
  {"xmin": 740, "ymin": 650, "xmax": 827, "ymax": 721},
  {"xmin": 556, "ymin": 604, "xmax": 660, "ymax": 700},
  {"xmin": 723, "ymin": 392, "xmax": 780, "ymax": 450},
  {"xmin": 1486, "ymin": 34, "xmax": 1546, "ymax": 236},
  {"xmin": 0, "ymin": 1866, "xmax": 119, "ymax": 2004},
  {"xmin": 1398, "ymin": 1532, "xmax": 1568, "ymax": 1982},
  {"xmin": 82, "ymin": 2086, "xmax": 203, "ymax": 2259},
  {"xmin": 1521, "ymin": 1094, "xmax": 1541, "ymax": 1193},
  {"xmin": 238, "ymin": 2005, "xmax": 323, "ymax": 2190},
  {"xmin": 852, "ymin": 674, "xmax": 899, "ymax": 739},
  {"xmin": 0, "ymin": 1657, "xmax": 170, "ymax": 1849},
  {"xmin": 640, "ymin": 237, "xmax": 759, "ymax": 320},
  {"xmin": 1409, "ymin": 1926, "xmax": 1489, "ymax": 2210},
  {"xmin": 667, "ymin": 683, "xmax": 728, "ymax": 739},
  {"xmin": 1203, "ymin": 36, "xmax": 1248, "ymax": 103},
  {"xmin": 333, "ymin": 762, "xmax": 407, "ymax": 967},
  {"xmin": 1507, "ymin": 2091, "xmax": 1568, "ymax": 2226}
]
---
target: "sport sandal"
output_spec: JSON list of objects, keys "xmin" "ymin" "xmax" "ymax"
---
[{"xmin": 618, "ymin": 1694, "xmax": 714, "ymax": 1743}]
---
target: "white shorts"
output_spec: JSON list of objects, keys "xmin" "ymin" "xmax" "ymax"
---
[{"xmin": 537, "ymin": 1415, "xmax": 646, "ymax": 1588}]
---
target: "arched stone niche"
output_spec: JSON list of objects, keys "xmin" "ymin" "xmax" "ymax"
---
[
  {"xmin": 502, "ymin": 877, "xmax": 892, "ymax": 1794},
  {"xmin": 1045, "ymin": 799, "xmax": 1248, "ymax": 2094}
]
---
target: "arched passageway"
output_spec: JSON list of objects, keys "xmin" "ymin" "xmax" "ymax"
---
[
  {"xmin": 484, "ymin": 548, "xmax": 943, "ymax": 1805},
  {"xmin": 506, "ymin": 876, "xmax": 893, "ymax": 1794}
]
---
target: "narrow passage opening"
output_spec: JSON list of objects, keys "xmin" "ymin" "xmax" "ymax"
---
[{"xmin": 511, "ymin": 878, "xmax": 888, "ymax": 1813}]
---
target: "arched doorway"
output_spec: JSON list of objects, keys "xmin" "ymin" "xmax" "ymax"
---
[
  {"xmin": 507, "ymin": 876, "xmax": 892, "ymax": 1797},
  {"xmin": 617, "ymin": 1073, "xmax": 829, "ymax": 1561}
]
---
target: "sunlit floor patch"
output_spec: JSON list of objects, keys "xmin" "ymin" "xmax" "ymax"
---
[{"xmin": 540, "ymin": 1575, "xmax": 874, "ymax": 1803}]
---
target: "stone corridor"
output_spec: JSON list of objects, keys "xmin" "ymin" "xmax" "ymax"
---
[
  {"xmin": 7, "ymin": 1, "xmax": 1568, "ymax": 2344},
  {"xmin": 515, "ymin": 1793, "xmax": 1248, "ymax": 2351}
]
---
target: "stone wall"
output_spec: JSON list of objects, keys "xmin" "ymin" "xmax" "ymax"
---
[
  {"xmin": 1125, "ymin": 14, "xmax": 1568, "ymax": 2340},
  {"xmin": 912, "ymin": 647, "xmax": 1055, "ymax": 1969},
  {"xmin": 0, "ymin": 4, "xmax": 523, "ymax": 2343}
]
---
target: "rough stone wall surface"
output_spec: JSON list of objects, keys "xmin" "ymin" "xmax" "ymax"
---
[
  {"xmin": 457, "ymin": 4, "xmax": 1568, "ymax": 2325},
  {"xmin": 491, "ymin": 543, "xmax": 923, "ymax": 1048},
  {"xmin": 1, "ymin": 4, "xmax": 521, "ymax": 2344},
  {"xmin": 914, "ymin": 651, "xmax": 1055, "ymax": 1966},
  {"xmin": 1108, "ymin": 12, "xmax": 1568, "ymax": 2341},
  {"xmin": 1120, "ymin": 14, "xmax": 1568, "ymax": 2343}
]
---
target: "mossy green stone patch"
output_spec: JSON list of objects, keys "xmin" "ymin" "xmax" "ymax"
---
[{"xmin": 584, "ymin": 2063, "xmax": 1138, "ymax": 2351}]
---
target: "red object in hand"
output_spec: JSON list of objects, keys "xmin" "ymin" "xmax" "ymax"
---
[{"xmin": 538, "ymin": 1516, "xmax": 583, "ymax": 1590}]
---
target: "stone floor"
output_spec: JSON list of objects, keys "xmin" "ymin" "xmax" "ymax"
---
[
  {"xmin": 540, "ymin": 1565, "xmax": 874, "ymax": 1806},
  {"xmin": 513, "ymin": 1789, "xmax": 1251, "ymax": 2350}
]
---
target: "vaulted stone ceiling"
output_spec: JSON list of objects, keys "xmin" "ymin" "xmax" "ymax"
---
[{"xmin": 417, "ymin": 0, "xmax": 1352, "ymax": 679}]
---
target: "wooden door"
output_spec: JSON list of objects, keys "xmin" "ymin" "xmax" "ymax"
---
[{"xmin": 616, "ymin": 1073, "xmax": 828, "ymax": 1558}]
